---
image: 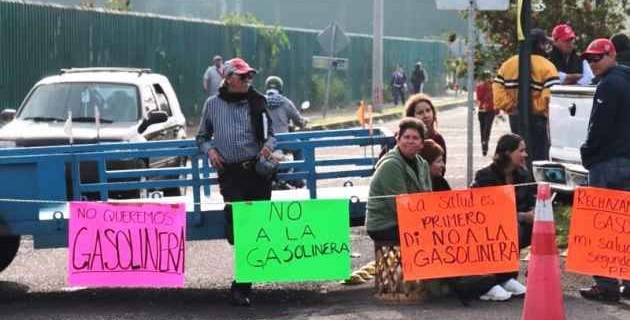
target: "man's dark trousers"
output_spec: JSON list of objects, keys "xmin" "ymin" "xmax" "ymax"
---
[
  {"xmin": 509, "ymin": 113, "xmax": 549, "ymax": 161},
  {"xmin": 588, "ymin": 157, "xmax": 630, "ymax": 292},
  {"xmin": 218, "ymin": 161, "xmax": 272, "ymax": 295}
]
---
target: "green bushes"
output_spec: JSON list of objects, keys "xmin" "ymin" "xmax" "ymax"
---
[{"xmin": 309, "ymin": 73, "xmax": 347, "ymax": 110}]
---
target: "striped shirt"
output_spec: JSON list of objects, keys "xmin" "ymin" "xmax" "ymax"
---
[
  {"xmin": 196, "ymin": 96, "xmax": 275, "ymax": 164},
  {"xmin": 492, "ymin": 54, "xmax": 560, "ymax": 116}
]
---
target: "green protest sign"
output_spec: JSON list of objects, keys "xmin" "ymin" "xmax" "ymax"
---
[{"xmin": 232, "ymin": 199, "xmax": 350, "ymax": 283}]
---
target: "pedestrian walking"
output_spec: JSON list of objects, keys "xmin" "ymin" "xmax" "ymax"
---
[
  {"xmin": 579, "ymin": 38, "xmax": 630, "ymax": 303},
  {"xmin": 493, "ymin": 28, "xmax": 560, "ymax": 162},
  {"xmin": 391, "ymin": 66, "xmax": 407, "ymax": 105},
  {"xmin": 202, "ymin": 55, "xmax": 224, "ymax": 97},
  {"xmin": 196, "ymin": 57, "xmax": 275, "ymax": 307},
  {"xmin": 411, "ymin": 62, "xmax": 427, "ymax": 94},
  {"xmin": 476, "ymin": 70, "xmax": 495, "ymax": 156}
]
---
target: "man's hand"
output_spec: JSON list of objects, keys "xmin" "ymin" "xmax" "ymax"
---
[
  {"xmin": 259, "ymin": 146, "xmax": 272, "ymax": 158},
  {"xmin": 518, "ymin": 210, "xmax": 534, "ymax": 224},
  {"xmin": 208, "ymin": 148, "xmax": 224, "ymax": 169}
]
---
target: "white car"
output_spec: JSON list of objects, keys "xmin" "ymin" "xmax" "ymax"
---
[
  {"xmin": 532, "ymin": 85, "xmax": 593, "ymax": 193},
  {"xmin": 0, "ymin": 68, "xmax": 188, "ymax": 198}
]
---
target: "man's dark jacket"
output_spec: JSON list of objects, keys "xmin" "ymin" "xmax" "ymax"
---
[{"xmin": 580, "ymin": 65, "xmax": 630, "ymax": 168}]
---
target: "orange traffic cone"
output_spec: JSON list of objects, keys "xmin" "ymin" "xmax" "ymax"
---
[{"xmin": 522, "ymin": 183, "xmax": 565, "ymax": 320}]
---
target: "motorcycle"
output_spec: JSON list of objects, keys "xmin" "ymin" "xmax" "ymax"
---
[{"xmin": 271, "ymin": 101, "xmax": 310, "ymax": 190}]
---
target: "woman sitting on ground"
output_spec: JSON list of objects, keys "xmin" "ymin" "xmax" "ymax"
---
[
  {"xmin": 420, "ymin": 140, "xmax": 501, "ymax": 305},
  {"xmin": 365, "ymin": 117, "xmax": 432, "ymax": 242},
  {"xmin": 419, "ymin": 139, "xmax": 450, "ymax": 191},
  {"xmin": 471, "ymin": 133, "xmax": 535, "ymax": 301}
]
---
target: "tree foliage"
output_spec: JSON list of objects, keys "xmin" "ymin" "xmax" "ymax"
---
[
  {"xmin": 476, "ymin": 0, "xmax": 626, "ymax": 71},
  {"xmin": 104, "ymin": 0, "xmax": 131, "ymax": 11},
  {"xmin": 220, "ymin": 13, "xmax": 289, "ymax": 73}
]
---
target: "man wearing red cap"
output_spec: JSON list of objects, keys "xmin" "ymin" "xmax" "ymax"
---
[
  {"xmin": 579, "ymin": 38, "xmax": 630, "ymax": 302},
  {"xmin": 549, "ymin": 24, "xmax": 583, "ymax": 84},
  {"xmin": 197, "ymin": 57, "xmax": 275, "ymax": 306}
]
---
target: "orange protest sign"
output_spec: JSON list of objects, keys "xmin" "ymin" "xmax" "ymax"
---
[
  {"xmin": 396, "ymin": 186, "xmax": 519, "ymax": 280},
  {"xmin": 566, "ymin": 187, "xmax": 630, "ymax": 280}
]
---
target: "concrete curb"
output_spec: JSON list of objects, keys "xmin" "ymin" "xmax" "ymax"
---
[{"xmin": 308, "ymin": 97, "xmax": 467, "ymax": 130}]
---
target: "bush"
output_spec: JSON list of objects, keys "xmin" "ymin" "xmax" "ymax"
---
[{"xmin": 310, "ymin": 73, "xmax": 347, "ymax": 110}]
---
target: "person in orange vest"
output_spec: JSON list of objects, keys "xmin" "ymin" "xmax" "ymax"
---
[{"xmin": 357, "ymin": 100, "xmax": 366, "ymax": 128}]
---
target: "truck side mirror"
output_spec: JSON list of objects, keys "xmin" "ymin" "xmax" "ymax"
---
[
  {"xmin": 137, "ymin": 110, "xmax": 168, "ymax": 133},
  {"xmin": 0, "ymin": 109, "xmax": 16, "ymax": 123},
  {"xmin": 568, "ymin": 103, "xmax": 576, "ymax": 117}
]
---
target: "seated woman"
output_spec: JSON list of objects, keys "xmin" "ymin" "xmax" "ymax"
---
[
  {"xmin": 419, "ymin": 139, "xmax": 450, "ymax": 191},
  {"xmin": 471, "ymin": 133, "xmax": 535, "ymax": 300},
  {"xmin": 420, "ymin": 140, "xmax": 501, "ymax": 305},
  {"xmin": 365, "ymin": 117, "xmax": 432, "ymax": 242},
  {"xmin": 405, "ymin": 94, "xmax": 447, "ymax": 165}
]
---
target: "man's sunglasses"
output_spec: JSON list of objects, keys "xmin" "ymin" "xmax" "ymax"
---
[
  {"xmin": 237, "ymin": 73, "xmax": 253, "ymax": 80},
  {"xmin": 585, "ymin": 54, "xmax": 605, "ymax": 63}
]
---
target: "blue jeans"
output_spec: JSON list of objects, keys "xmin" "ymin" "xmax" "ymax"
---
[
  {"xmin": 392, "ymin": 86, "xmax": 405, "ymax": 105},
  {"xmin": 588, "ymin": 157, "xmax": 630, "ymax": 290}
]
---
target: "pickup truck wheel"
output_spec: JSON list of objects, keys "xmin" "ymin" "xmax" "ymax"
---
[{"xmin": 0, "ymin": 235, "xmax": 20, "ymax": 272}]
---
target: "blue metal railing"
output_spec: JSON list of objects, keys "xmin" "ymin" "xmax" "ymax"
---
[{"xmin": 0, "ymin": 128, "xmax": 395, "ymax": 247}]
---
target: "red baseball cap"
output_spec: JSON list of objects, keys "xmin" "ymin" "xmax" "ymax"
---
[
  {"xmin": 552, "ymin": 24, "xmax": 575, "ymax": 41},
  {"xmin": 224, "ymin": 58, "xmax": 257, "ymax": 75},
  {"xmin": 582, "ymin": 38, "xmax": 616, "ymax": 57}
]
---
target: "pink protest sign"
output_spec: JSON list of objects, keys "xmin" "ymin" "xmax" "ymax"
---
[{"xmin": 68, "ymin": 201, "xmax": 186, "ymax": 288}]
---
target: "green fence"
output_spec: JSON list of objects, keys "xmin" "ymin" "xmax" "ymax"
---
[{"xmin": 0, "ymin": 1, "xmax": 448, "ymax": 119}]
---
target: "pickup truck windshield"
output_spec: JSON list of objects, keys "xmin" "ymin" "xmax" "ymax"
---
[{"xmin": 18, "ymin": 83, "xmax": 140, "ymax": 123}]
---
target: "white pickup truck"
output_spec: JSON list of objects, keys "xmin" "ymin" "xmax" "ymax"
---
[{"xmin": 532, "ymin": 85, "xmax": 594, "ymax": 193}]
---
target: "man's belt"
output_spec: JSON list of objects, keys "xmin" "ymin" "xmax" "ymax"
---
[{"xmin": 224, "ymin": 159, "xmax": 257, "ymax": 170}]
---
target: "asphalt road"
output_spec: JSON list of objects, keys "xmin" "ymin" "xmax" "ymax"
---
[{"xmin": 1, "ymin": 104, "xmax": 629, "ymax": 319}]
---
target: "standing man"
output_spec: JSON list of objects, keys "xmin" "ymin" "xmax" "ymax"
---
[
  {"xmin": 202, "ymin": 55, "xmax": 224, "ymax": 97},
  {"xmin": 610, "ymin": 33, "xmax": 630, "ymax": 66},
  {"xmin": 196, "ymin": 57, "xmax": 275, "ymax": 307},
  {"xmin": 476, "ymin": 70, "xmax": 495, "ymax": 156},
  {"xmin": 411, "ymin": 62, "xmax": 427, "ymax": 94},
  {"xmin": 549, "ymin": 24, "xmax": 583, "ymax": 84},
  {"xmin": 579, "ymin": 38, "xmax": 630, "ymax": 303},
  {"xmin": 391, "ymin": 65, "xmax": 407, "ymax": 105},
  {"xmin": 493, "ymin": 28, "xmax": 559, "ymax": 161}
]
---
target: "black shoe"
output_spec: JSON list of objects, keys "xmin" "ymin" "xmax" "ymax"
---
[
  {"xmin": 229, "ymin": 288, "xmax": 251, "ymax": 307},
  {"xmin": 622, "ymin": 286, "xmax": 630, "ymax": 299},
  {"xmin": 579, "ymin": 285, "xmax": 620, "ymax": 302}
]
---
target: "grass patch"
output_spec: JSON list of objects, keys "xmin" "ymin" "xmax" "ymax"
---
[{"xmin": 553, "ymin": 203, "xmax": 572, "ymax": 248}]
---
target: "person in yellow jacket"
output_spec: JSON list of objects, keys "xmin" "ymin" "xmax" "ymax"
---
[{"xmin": 492, "ymin": 28, "xmax": 560, "ymax": 161}]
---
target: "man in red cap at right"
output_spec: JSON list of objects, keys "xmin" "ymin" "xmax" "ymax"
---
[
  {"xmin": 579, "ymin": 38, "xmax": 630, "ymax": 302},
  {"xmin": 549, "ymin": 24, "xmax": 583, "ymax": 84}
]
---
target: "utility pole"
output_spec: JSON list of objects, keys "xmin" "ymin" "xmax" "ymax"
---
[
  {"xmin": 372, "ymin": 0, "xmax": 384, "ymax": 112},
  {"xmin": 517, "ymin": 0, "xmax": 532, "ymax": 166},
  {"xmin": 465, "ymin": 0, "xmax": 476, "ymax": 186},
  {"xmin": 323, "ymin": 23, "xmax": 337, "ymax": 119}
]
